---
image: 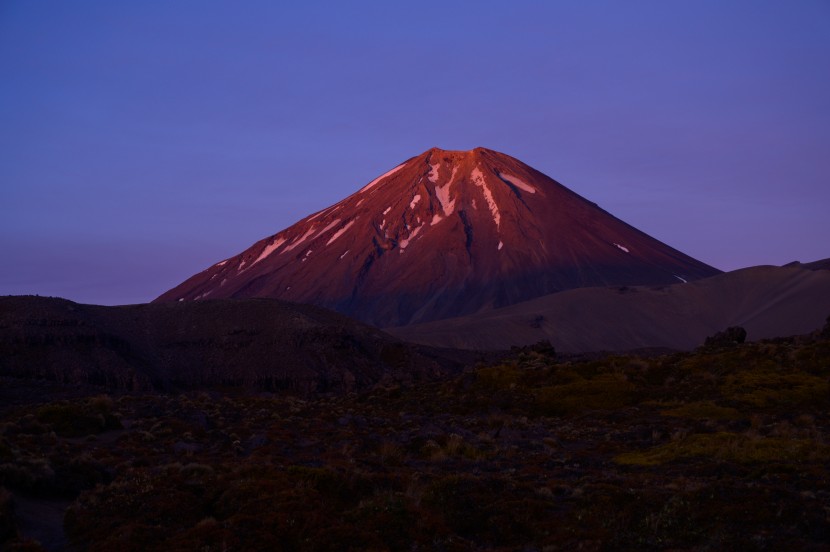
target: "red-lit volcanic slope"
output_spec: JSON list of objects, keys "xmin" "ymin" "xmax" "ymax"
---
[{"xmin": 155, "ymin": 147, "xmax": 720, "ymax": 327}]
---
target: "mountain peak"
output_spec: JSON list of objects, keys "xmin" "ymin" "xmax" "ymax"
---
[
  {"xmin": 424, "ymin": 146, "xmax": 491, "ymax": 155},
  {"xmin": 155, "ymin": 147, "xmax": 721, "ymax": 326},
  {"xmin": 421, "ymin": 145, "xmax": 500, "ymax": 161}
]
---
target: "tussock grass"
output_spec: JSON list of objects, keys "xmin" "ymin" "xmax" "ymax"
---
[
  {"xmin": 534, "ymin": 373, "xmax": 636, "ymax": 416},
  {"xmin": 616, "ymin": 432, "xmax": 830, "ymax": 466},
  {"xmin": 660, "ymin": 401, "xmax": 742, "ymax": 421},
  {"xmin": 3, "ymin": 333, "xmax": 830, "ymax": 551}
]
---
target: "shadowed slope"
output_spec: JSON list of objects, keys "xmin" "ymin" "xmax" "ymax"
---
[
  {"xmin": 0, "ymin": 296, "xmax": 462, "ymax": 392},
  {"xmin": 388, "ymin": 265, "xmax": 830, "ymax": 352},
  {"xmin": 785, "ymin": 257, "xmax": 830, "ymax": 272}
]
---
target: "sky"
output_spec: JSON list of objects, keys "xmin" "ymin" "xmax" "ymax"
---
[{"xmin": 1, "ymin": 1, "xmax": 829, "ymax": 305}]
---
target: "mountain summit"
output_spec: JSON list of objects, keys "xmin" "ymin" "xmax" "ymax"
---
[{"xmin": 155, "ymin": 147, "xmax": 720, "ymax": 326}]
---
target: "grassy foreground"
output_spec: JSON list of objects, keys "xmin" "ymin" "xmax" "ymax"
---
[{"xmin": 1, "ymin": 332, "xmax": 829, "ymax": 551}]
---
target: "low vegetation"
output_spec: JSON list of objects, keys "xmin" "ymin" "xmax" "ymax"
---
[{"xmin": 1, "ymin": 331, "xmax": 829, "ymax": 550}]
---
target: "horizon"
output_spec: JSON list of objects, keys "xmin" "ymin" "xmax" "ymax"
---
[{"xmin": 2, "ymin": 1, "xmax": 829, "ymax": 305}]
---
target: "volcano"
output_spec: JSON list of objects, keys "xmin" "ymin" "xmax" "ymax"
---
[{"xmin": 155, "ymin": 147, "xmax": 720, "ymax": 326}]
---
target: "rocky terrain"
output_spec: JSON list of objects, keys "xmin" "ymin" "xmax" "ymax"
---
[{"xmin": 1, "ymin": 321, "xmax": 828, "ymax": 551}]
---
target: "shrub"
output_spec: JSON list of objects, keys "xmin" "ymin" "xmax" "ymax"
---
[
  {"xmin": 179, "ymin": 463, "xmax": 215, "ymax": 480},
  {"xmin": 377, "ymin": 441, "xmax": 404, "ymax": 466},
  {"xmin": 720, "ymin": 370, "xmax": 828, "ymax": 408},
  {"xmin": 0, "ymin": 458, "xmax": 54, "ymax": 492},
  {"xmin": 534, "ymin": 373, "xmax": 636, "ymax": 416},
  {"xmin": 0, "ymin": 440, "xmax": 13, "ymax": 461},
  {"xmin": 0, "ymin": 486, "xmax": 16, "ymax": 544},
  {"xmin": 616, "ymin": 432, "xmax": 830, "ymax": 466},
  {"xmin": 35, "ymin": 398, "xmax": 121, "ymax": 438},
  {"xmin": 50, "ymin": 453, "xmax": 111, "ymax": 494},
  {"xmin": 65, "ymin": 469, "xmax": 211, "ymax": 549},
  {"xmin": 475, "ymin": 364, "xmax": 523, "ymax": 391},
  {"xmin": 344, "ymin": 491, "xmax": 415, "ymax": 550},
  {"xmin": 661, "ymin": 401, "xmax": 741, "ymax": 421},
  {"xmin": 702, "ymin": 326, "xmax": 747, "ymax": 349},
  {"xmin": 421, "ymin": 475, "xmax": 492, "ymax": 538}
]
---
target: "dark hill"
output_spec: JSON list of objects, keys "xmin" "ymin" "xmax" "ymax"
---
[
  {"xmin": 784, "ymin": 257, "xmax": 830, "ymax": 271},
  {"xmin": 388, "ymin": 264, "xmax": 830, "ymax": 352},
  {"xmin": 0, "ymin": 296, "xmax": 463, "ymax": 393}
]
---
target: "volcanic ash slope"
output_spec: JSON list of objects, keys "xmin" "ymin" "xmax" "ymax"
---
[{"xmin": 156, "ymin": 147, "xmax": 720, "ymax": 327}]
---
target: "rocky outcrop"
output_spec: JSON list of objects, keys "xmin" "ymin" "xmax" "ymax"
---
[{"xmin": 703, "ymin": 326, "xmax": 747, "ymax": 349}]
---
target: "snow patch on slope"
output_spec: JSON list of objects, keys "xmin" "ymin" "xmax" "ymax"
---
[
  {"xmin": 359, "ymin": 162, "xmax": 407, "ymax": 193},
  {"xmin": 326, "ymin": 219, "xmax": 356, "ymax": 246},
  {"xmin": 311, "ymin": 218, "xmax": 341, "ymax": 241},
  {"xmin": 428, "ymin": 162, "xmax": 440, "ymax": 183},
  {"xmin": 399, "ymin": 224, "xmax": 424, "ymax": 251},
  {"xmin": 499, "ymin": 172, "xmax": 536, "ymax": 194},
  {"xmin": 472, "ymin": 166, "xmax": 501, "ymax": 229},
  {"xmin": 613, "ymin": 243, "xmax": 630, "ymax": 253},
  {"xmin": 674, "ymin": 275, "xmax": 688, "ymax": 283},
  {"xmin": 284, "ymin": 226, "xmax": 317, "ymax": 252},
  {"xmin": 434, "ymin": 166, "xmax": 459, "ymax": 216},
  {"xmin": 409, "ymin": 194, "xmax": 421, "ymax": 209},
  {"xmin": 254, "ymin": 237, "xmax": 288, "ymax": 265},
  {"xmin": 308, "ymin": 204, "xmax": 336, "ymax": 222}
]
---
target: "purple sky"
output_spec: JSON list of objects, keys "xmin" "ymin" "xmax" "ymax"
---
[{"xmin": 2, "ymin": 1, "xmax": 829, "ymax": 305}]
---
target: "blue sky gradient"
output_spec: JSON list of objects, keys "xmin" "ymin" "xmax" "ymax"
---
[{"xmin": 2, "ymin": 1, "xmax": 829, "ymax": 304}]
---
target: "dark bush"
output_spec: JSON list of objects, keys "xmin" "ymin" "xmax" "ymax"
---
[
  {"xmin": 50, "ymin": 454, "xmax": 111, "ymax": 495},
  {"xmin": 703, "ymin": 326, "xmax": 747, "ymax": 349},
  {"xmin": 35, "ymin": 397, "xmax": 121, "ymax": 438},
  {"xmin": 0, "ymin": 487, "xmax": 17, "ymax": 544}
]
